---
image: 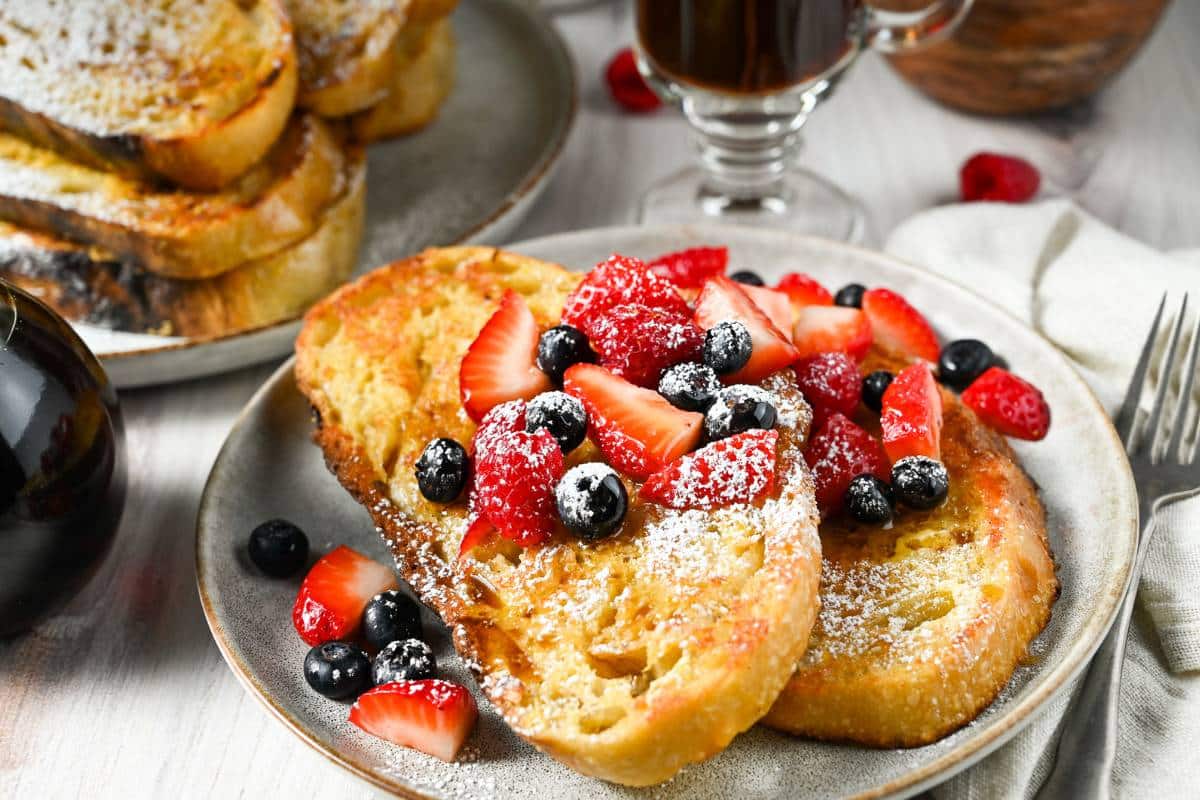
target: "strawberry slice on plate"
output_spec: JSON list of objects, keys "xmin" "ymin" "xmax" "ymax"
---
[
  {"xmin": 459, "ymin": 290, "xmax": 552, "ymax": 423},
  {"xmin": 776, "ymin": 272, "xmax": 833, "ymax": 311},
  {"xmin": 647, "ymin": 246, "xmax": 728, "ymax": 288},
  {"xmin": 961, "ymin": 366, "xmax": 1051, "ymax": 441},
  {"xmin": 350, "ymin": 679, "xmax": 479, "ymax": 762},
  {"xmin": 804, "ymin": 413, "xmax": 890, "ymax": 514},
  {"xmin": 292, "ymin": 546, "xmax": 397, "ymax": 646},
  {"xmin": 861, "ymin": 288, "xmax": 940, "ymax": 363},
  {"xmin": 792, "ymin": 305, "xmax": 872, "ymax": 361},
  {"xmin": 880, "ymin": 362, "xmax": 944, "ymax": 463},
  {"xmin": 694, "ymin": 276, "xmax": 799, "ymax": 384},
  {"xmin": 641, "ymin": 429, "xmax": 779, "ymax": 510},
  {"xmin": 740, "ymin": 284, "xmax": 795, "ymax": 339},
  {"xmin": 563, "ymin": 363, "xmax": 703, "ymax": 481},
  {"xmin": 561, "ymin": 254, "xmax": 691, "ymax": 334}
]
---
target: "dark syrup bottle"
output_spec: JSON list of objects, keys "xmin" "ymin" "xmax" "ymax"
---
[{"xmin": 0, "ymin": 279, "xmax": 126, "ymax": 637}]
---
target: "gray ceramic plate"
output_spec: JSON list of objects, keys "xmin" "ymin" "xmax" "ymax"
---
[
  {"xmin": 197, "ymin": 225, "xmax": 1137, "ymax": 800},
  {"xmin": 93, "ymin": 0, "xmax": 575, "ymax": 389}
]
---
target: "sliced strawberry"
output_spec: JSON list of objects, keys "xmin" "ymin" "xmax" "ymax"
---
[
  {"xmin": 861, "ymin": 288, "xmax": 939, "ymax": 363},
  {"xmin": 961, "ymin": 367, "xmax": 1051, "ymax": 441},
  {"xmin": 561, "ymin": 254, "xmax": 691, "ymax": 334},
  {"xmin": 741, "ymin": 284, "xmax": 795, "ymax": 339},
  {"xmin": 776, "ymin": 272, "xmax": 833, "ymax": 312},
  {"xmin": 693, "ymin": 276, "xmax": 799, "ymax": 384},
  {"xmin": 804, "ymin": 413, "xmax": 890, "ymax": 514},
  {"xmin": 470, "ymin": 428, "xmax": 564, "ymax": 546},
  {"xmin": 563, "ymin": 363, "xmax": 703, "ymax": 481},
  {"xmin": 792, "ymin": 306, "xmax": 873, "ymax": 361},
  {"xmin": 588, "ymin": 303, "xmax": 705, "ymax": 387},
  {"xmin": 458, "ymin": 515, "xmax": 495, "ymax": 560},
  {"xmin": 292, "ymin": 546, "xmax": 397, "ymax": 646},
  {"xmin": 640, "ymin": 429, "xmax": 778, "ymax": 510},
  {"xmin": 793, "ymin": 352, "xmax": 863, "ymax": 429},
  {"xmin": 459, "ymin": 291, "xmax": 552, "ymax": 423},
  {"xmin": 647, "ymin": 246, "xmax": 728, "ymax": 288},
  {"xmin": 880, "ymin": 362, "xmax": 944, "ymax": 463},
  {"xmin": 350, "ymin": 679, "xmax": 478, "ymax": 762}
]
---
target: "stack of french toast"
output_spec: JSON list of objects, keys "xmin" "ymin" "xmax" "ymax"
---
[{"xmin": 0, "ymin": 0, "xmax": 456, "ymax": 339}]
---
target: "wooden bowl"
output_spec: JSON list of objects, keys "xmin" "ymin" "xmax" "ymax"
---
[{"xmin": 887, "ymin": 0, "xmax": 1171, "ymax": 115}]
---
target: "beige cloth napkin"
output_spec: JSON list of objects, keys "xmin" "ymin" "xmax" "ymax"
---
[{"xmin": 885, "ymin": 199, "xmax": 1200, "ymax": 798}]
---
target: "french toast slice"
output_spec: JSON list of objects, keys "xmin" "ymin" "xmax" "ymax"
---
[
  {"xmin": 763, "ymin": 350, "xmax": 1058, "ymax": 747},
  {"xmin": 294, "ymin": 247, "xmax": 823, "ymax": 786},
  {"xmin": 0, "ymin": 155, "xmax": 364, "ymax": 339},
  {"xmin": 350, "ymin": 19, "xmax": 456, "ymax": 142},
  {"xmin": 0, "ymin": 0, "xmax": 297, "ymax": 191},
  {"xmin": 0, "ymin": 115, "xmax": 344, "ymax": 281}
]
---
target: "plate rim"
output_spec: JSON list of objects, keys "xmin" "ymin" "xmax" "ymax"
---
[
  {"xmin": 98, "ymin": 0, "xmax": 578, "ymax": 382},
  {"xmin": 196, "ymin": 224, "xmax": 1138, "ymax": 800}
]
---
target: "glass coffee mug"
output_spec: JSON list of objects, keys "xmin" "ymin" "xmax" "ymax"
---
[{"xmin": 636, "ymin": 0, "xmax": 973, "ymax": 241}]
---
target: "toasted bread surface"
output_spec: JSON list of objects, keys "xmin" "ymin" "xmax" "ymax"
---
[
  {"xmin": 350, "ymin": 19, "xmax": 456, "ymax": 142},
  {"xmin": 763, "ymin": 351, "xmax": 1057, "ymax": 747},
  {"xmin": 0, "ymin": 155, "xmax": 364, "ymax": 339},
  {"xmin": 0, "ymin": 115, "xmax": 344, "ymax": 280},
  {"xmin": 289, "ymin": 0, "xmax": 411, "ymax": 117},
  {"xmin": 0, "ymin": 0, "xmax": 297, "ymax": 190},
  {"xmin": 294, "ymin": 248, "xmax": 822, "ymax": 785}
]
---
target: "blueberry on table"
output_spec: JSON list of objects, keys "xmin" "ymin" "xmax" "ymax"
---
[
  {"xmin": 248, "ymin": 519, "xmax": 309, "ymax": 578},
  {"xmin": 537, "ymin": 324, "xmax": 596, "ymax": 385},
  {"xmin": 704, "ymin": 385, "xmax": 777, "ymax": 441},
  {"xmin": 362, "ymin": 589, "xmax": 423, "ymax": 651},
  {"xmin": 891, "ymin": 456, "xmax": 950, "ymax": 510},
  {"xmin": 938, "ymin": 339, "xmax": 998, "ymax": 392},
  {"xmin": 555, "ymin": 463, "xmax": 628, "ymax": 541},
  {"xmin": 729, "ymin": 270, "xmax": 765, "ymax": 286},
  {"xmin": 834, "ymin": 283, "xmax": 866, "ymax": 308},
  {"xmin": 526, "ymin": 391, "xmax": 588, "ymax": 453},
  {"xmin": 415, "ymin": 438, "xmax": 469, "ymax": 503},
  {"xmin": 304, "ymin": 641, "xmax": 372, "ymax": 700},
  {"xmin": 844, "ymin": 474, "xmax": 895, "ymax": 524},
  {"xmin": 703, "ymin": 320, "xmax": 753, "ymax": 375},
  {"xmin": 373, "ymin": 638, "xmax": 437, "ymax": 685},
  {"xmin": 861, "ymin": 370, "xmax": 895, "ymax": 414},
  {"xmin": 658, "ymin": 362, "xmax": 722, "ymax": 412}
]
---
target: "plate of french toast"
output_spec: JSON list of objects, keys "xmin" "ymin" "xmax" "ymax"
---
[
  {"xmin": 197, "ymin": 225, "xmax": 1137, "ymax": 799},
  {"xmin": 0, "ymin": 0, "xmax": 573, "ymax": 388}
]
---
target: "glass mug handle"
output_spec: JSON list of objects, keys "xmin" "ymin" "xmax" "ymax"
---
[{"xmin": 863, "ymin": 0, "xmax": 974, "ymax": 53}]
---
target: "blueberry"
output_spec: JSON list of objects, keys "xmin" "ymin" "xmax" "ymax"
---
[
  {"xmin": 658, "ymin": 363, "xmax": 722, "ymax": 412},
  {"xmin": 304, "ymin": 641, "xmax": 372, "ymax": 700},
  {"xmin": 362, "ymin": 589, "xmax": 423, "ymax": 650},
  {"xmin": 891, "ymin": 456, "xmax": 950, "ymax": 510},
  {"xmin": 938, "ymin": 339, "xmax": 998, "ymax": 392},
  {"xmin": 844, "ymin": 474, "xmax": 894, "ymax": 524},
  {"xmin": 526, "ymin": 391, "xmax": 587, "ymax": 453},
  {"xmin": 248, "ymin": 519, "xmax": 309, "ymax": 578},
  {"xmin": 372, "ymin": 638, "xmax": 436, "ymax": 685},
  {"xmin": 729, "ymin": 270, "xmax": 765, "ymax": 286},
  {"xmin": 834, "ymin": 283, "xmax": 866, "ymax": 308},
  {"xmin": 537, "ymin": 324, "xmax": 596, "ymax": 385},
  {"xmin": 415, "ymin": 438, "xmax": 468, "ymax": 503},
  {"xmin": 704, "ymin": 385, "xmax": 777, "ymax": 441},
  {"xmin": 862, "ymin": 370, "xmax": 894, "ymax": 414},
  {"xmin": 703, "ymin": 320, "xmax": 753, "ymax": 375},
  {"xmin": 555, "ymin": 463, "xmax": 628, "ymax": 541}
]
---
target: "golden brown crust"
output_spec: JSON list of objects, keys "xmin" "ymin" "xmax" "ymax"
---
[{"xmin": 350, "ymin": 19, "xmax": 456, "ymax": 142}]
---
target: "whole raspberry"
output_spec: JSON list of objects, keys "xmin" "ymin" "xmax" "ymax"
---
[
  {"xmin": 647, "ymin": 246, "xmax": 728, "ymax": 288},
  {"xmin": 588, "ymin": 303, "xmax": 705, "ymax": 388},
  {"xmin": 793, "ymin": 352, "xmax": 862, "ymax": 429},
  {"xmin": 605, "ymin": 48, "xmax": 661, "ymax": 113},
  {"xmin": 804, "ymin": 413, "xmax": 890, "ymax": 514},
  {"xmin": 470, "ymin": 428, "xmax": 564, "ymax": 546},
  {"xmin": 960, "ymin": 153, "xmax": 1041, "ymax": 203},
  {"xmin": 561, "ymin": 254, "xmax": 691, "ymax": 335}
]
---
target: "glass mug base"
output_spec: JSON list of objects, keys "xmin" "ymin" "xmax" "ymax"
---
[{"xmin": 638, "ymin": 165, "xmax": 870, "ymax": 244}]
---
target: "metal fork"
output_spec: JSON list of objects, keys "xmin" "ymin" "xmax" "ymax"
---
[{"xmin": 1037, "ymin": 295, "xmax": 1200, "ymax": 799}]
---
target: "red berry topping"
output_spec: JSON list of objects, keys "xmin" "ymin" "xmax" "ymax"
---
[
  {"xmin": 880, "ymin": 362, "xmax": 944, "ymax": 463},
  {"xmin": 563, "ymin": 363, "xmax": 703, "ymax": 481},
  {"xmin": 740, "ymin": 284, "xmax": 795, "ymax": 340},
  {"xmin": 292, "ymin": 546, "xmax": 397, "ymax": 646},
  {"xmin": 470, "ymin": 428, "xmax": 564, "ymax": 546},
  {"xmin": 350, "ymin": 679, "xmax": 479, "ymax": 763},
  {"xmin": 588, "ymin": 303, "xmax": 705, "ymax": 387},
  {"xmin": 604, "ymin": 47, "xmax": 661, "ymax": 113},
  {"xmin": 693, "ymin": 276, "xmax": 799, "ymax": 384},
  {"xmin": 804, "ymin": 413, "xmax": 890, "ymax": 514},
  {"xmin": 458, "ymin": 515, "xmax": 495, "ymax": 560},
  {"xmin": 776, "ymin": 272, "xmax": 833, "ymax": 311},
  {"xmin": 792, "ymin": 305, "xmax": 873, "ymax": 362},
  {"xmin": 961, "ymin": 367, "xmax": 1051, "ymax": 441},
  {"xmin": 793, "ymin": 352, "xmax": 863, "ymax": 429},
  {"xmin": 640, "ymin": 429, "xmax": 779, "ymax": 510},
  {"xmin": 561, "ymin": 254, "xmax": 691, "ymax": 335},
  {"xmin": 647, "ymin": 246, "xmax": 728, "ymax": 288},
  {"xmin": 861, "ymin": 288, "xmax": 939, "ymax": 363},
  {"xmin": 960, "ymin": 152, "xmax": 1040, "ymax": 203},
  {"xmin": 470, "ymin": 398, "xmax": 527, "ymax": 458},
  {"xmin": 459, "ymin": 291, "xmax": 552, "ymax": 423}
]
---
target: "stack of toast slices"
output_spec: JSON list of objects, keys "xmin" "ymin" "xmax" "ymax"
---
[
  {"xmin": 294, "ymin": 247, "xmax": 1058, "ymax": 785},
  {"xmin": 0, "ymin": 0, "xmax": 457, "ymax": 340}
]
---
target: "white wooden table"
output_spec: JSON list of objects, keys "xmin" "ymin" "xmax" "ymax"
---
[{"xmin": 4, "ymin": 2, "xmax": 1198, "ymax": 797}]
